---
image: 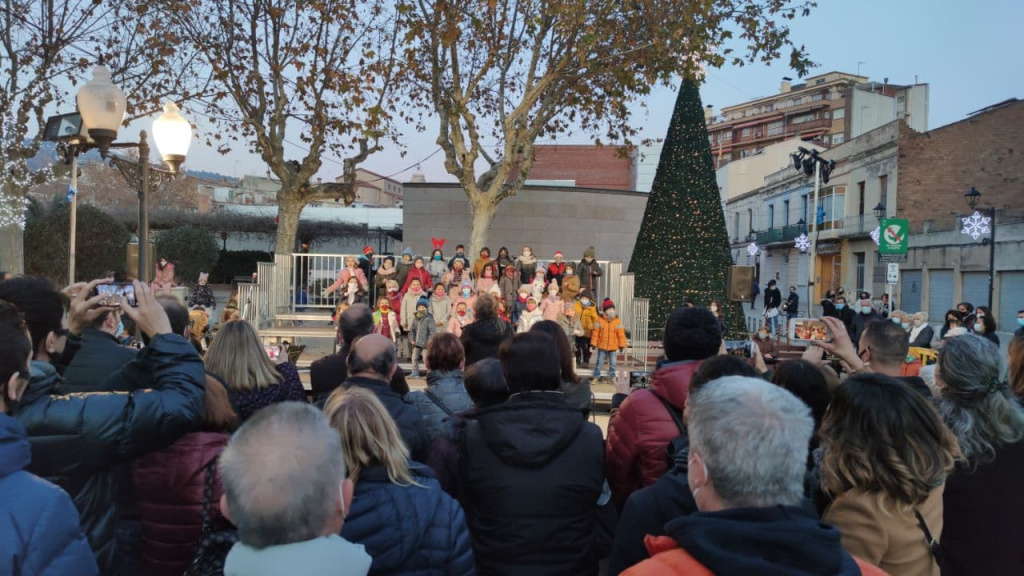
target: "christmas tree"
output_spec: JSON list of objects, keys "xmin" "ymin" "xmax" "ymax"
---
[{"xmin": 628, "ymin": 79, "xmax": 746, "ymax": 338}]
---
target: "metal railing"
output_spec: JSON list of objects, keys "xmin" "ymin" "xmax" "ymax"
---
[
  {"xmin": 631, "ymin": 298, "xmax": 650, "ymax": 370},
  {"xmin": 255, "ymin": 261, "xmax": 275, "ymax": 327},
  {"xmin": 605, "ymin": 261, "xmax": 623, "ymax": 308},
  {"xmin": 237, "ymin": 283, "xmax": 259, "ymax": 326},
  {"xmin": 619, "ymin": 272, "xmax": 635, "ymax": 336}
]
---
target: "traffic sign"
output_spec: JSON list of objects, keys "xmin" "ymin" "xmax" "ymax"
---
[
  {"xmin": 877, "ymin": 253, "xmax": 908, "ymax": 263},
  {"xmin": 886, "ymin": 263, "xmax": 899, "ymax": 285},
  {"xmin": 878, "ymin": 218, "xmax": 909, "ymax": 255}
]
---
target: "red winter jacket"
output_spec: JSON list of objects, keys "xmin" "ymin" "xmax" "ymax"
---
[
  {"xmin": 402, "ymin": 267, "xmax": 433, "ymax": 293},
  {"xmin": 606, "ymin": 360, "xmax": 703, "ymax": 509},
  {"xmin": 134, "ymin": 431, "xmax": 231, "ymax": 576}
]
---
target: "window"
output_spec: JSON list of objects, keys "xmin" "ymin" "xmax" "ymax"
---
[
  {"xmin": 831, "ymin": 133, "xmax": 845, "ymax": 145},
  {"xmin": 766, "ymin": 120, "xmax": 784, "ymax": 137},
  {"xmin": 792, "ymin": 114, "xmax": 815, "ymax": 124},
  {"xmin": 734, "ymin": 212, "xmax": 741, "ymax": 240},
  {"xmin": 747, "ymin": 208, "xmax": 753, "ymax": 234},
  {"xmin": 880, "ymin": 175, "xmax": 888, "ymax": 205},
  {"xmin": 856, "ymin": 253, "xmax": 866, "ymax": 294},
  {"xmin": 768, "ymin": 205, "xmax": 775, "ymax": 229},
  {"xmin": 741, "ymin": 127, "xmax": 752, "ymax": 138},
  {"xmin": 801, "ymin": 195, "xmax": 809, "ymax": 224},
  {"xmin": 811, "ymin": 93, "xmax": 823, "ymax": 101},
  {"xmin": 832, "ymin": 108, "xmax": 845, "ymax": 120},
  {"xmin": 817, "ymin": 186, "xmax": 847, "ymax": 230},
  {"xmin": 783, "ymin": 200, "xmax": 790, "ymax": 227},
  {"xmin": 740, "ymin": 148, "xmax": 753, "ymax": 158},
  {"xmin": 857, "ymin": 181, "xmax": 866, "ymax": 216},
  {"xmin": 816, "ymin": 79, "xmax": 826, "ymax": 85}
]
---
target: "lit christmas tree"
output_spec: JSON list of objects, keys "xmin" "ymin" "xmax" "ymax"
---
[{"xmin": 628, "ymin": 78, "xmax": 746, "ymax": 338}]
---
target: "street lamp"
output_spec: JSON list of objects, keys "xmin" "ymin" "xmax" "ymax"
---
[
  {"xmin": 873, "ymin": 202, "xmax": 886, "ymax": 220},
  {"xmin": 963, "ymin": 187, "xmax": 996, "ymax": 309},
  {"xmin": 792, "ymin": 146, "xmax": 834, "ymax": 315},
  {"xmin": 46, "ymin": 65, "xmax": 193, "ymax": 283}
]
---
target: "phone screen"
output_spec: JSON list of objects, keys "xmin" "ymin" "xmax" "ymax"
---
[
  {"xmin": 724, "ymin": 340, "xmax": 754, "ymax": 358},
  {"xmin": 265, "ymin": 345, "xmax": 280, "ymax": 360},
  {"xmin": 789, "ymin": 318, "xmax": 832, "ymax": 342},
  {"xmin": 96, "ymin": 283, "xmax": 137, "ymax": 307}
]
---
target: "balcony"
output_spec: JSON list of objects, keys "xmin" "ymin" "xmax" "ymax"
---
[{"xmin": 755, "ymin": 223, "xmax": 807, "ymax": 246}]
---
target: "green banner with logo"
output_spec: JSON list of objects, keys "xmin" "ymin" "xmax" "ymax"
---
[{"xmin": 878, "ymin": 218, "xmax": 909, "ymax": 255}]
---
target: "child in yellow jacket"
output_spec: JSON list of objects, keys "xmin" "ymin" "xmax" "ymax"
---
[
  {"xmin": 575, "ymin": 289, "xmax": 600, "ymax": 366},
  {"xmin": 591, "ymin": 298, "xmax": 627, "ymax": 380}
]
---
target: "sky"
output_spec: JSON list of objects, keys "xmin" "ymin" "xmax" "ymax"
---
[{"xmin": 125, "ymin": 0, "xmax": 1023, "ymax": 184}]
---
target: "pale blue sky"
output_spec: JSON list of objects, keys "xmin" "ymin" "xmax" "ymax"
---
[{"xmin": 170, "ymin": 0, "xmax": 1022, "ymax": 183}]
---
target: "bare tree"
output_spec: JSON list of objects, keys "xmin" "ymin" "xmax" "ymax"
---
[
  {"xmin": 0, "ymin": 0, "xmax": 207, "ymax": 273},
  {"xmin": 160, "ymin": 0, "xmax": 406, "ymax": 255},
  {"xmin": 403, "ymin": 0, "xmax": 815, "ymax": 254}
]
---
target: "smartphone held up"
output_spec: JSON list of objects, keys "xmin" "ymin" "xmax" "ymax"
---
[
  {"xmin": 95, "ymin": 282, "xmax": 138, "ymax": 307},
  {"xmin": 788, "ymin": 318, "xmax": 833, "ymax": 343}
]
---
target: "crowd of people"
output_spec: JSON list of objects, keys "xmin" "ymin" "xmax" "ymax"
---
[{"xmin": 2, "ymin": 262, "xmax": 1024, "ymax": 576}]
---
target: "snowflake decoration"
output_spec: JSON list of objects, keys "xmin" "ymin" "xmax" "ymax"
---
[
  {"xmin": 870, "ymin": 226, "xmax": 881, "ymax": 246},
  {"xmin": 961, "ymin": 211, "xmax": 991, "ymax": 240},
  {"xmin": 794, "ymin": 233, "xmax": 811, "ymax": 252},
  {"xmin": 747, "ymin": 242, "xmax": 760, "ymax": 257}
]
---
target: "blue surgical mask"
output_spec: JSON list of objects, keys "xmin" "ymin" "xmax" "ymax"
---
[
  {"xmin": 115, "ymin": 321, "xmax": 125, "ymax": 338},
  {"xmin": 1018, "ymin": 318, "xmax": 1024, "ymax": 328},
  {"xmin": 836, "ymin": 304, "xmax": 846, "ymax": 311},
  {"xmin": 581, "ymin": 298, "xmax": 591, "ymax": 306},
  {"xmin": 861, "ymin": 306, "xmax": 873, "ymax": 315},
  {"xmin": 434, "ymin": 254, "xmax": 442, "ymax": 260},
  {"xmin": 901, "ymin": 322, "xmax": 910, "ymax": 330},
  {"xmin": 891, "ymin": 317, "xmax": 901, "ymax": 324},
  {"xmin": 462, "ymin": 289, "xmax": 471, "ymax": 297}
]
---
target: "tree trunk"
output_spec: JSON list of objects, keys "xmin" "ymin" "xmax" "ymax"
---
[
  {"xmin": 468, "ymin": 198, "xmax": 498, "ymax": 257},
  {"xmin": 274, "ymin": 192, "xmax": 305, "ymax": 256},
  {"xmin": 0, "ymin": 222, "xmax": 24, "ymax": 275}
]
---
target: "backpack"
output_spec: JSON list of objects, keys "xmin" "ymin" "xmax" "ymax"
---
[{"xmin": 655, "ymin": 394, "xmax": 689, "ymax": 468}]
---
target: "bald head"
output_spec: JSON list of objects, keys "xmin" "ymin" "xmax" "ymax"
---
[
  {"xmin": 218, "ymin": 403, "xmax": 345, "ymax": 549},
  {"xmin": 346, "ymin": 333, "xmax": 397, "ymax": 380}
]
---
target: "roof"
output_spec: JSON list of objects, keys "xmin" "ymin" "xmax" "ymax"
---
[{"xmin": 966, "ymin": 98, "xmax": 1020, "ymax": 117}]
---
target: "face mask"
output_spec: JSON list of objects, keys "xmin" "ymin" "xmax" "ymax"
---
[
  {"xmin": 566, "ymin": 269, "xmax": 574, "ymax": 275},
  {"xmin": 527, "ymin": 303, "xmax": 537, "ymax": 312},
  {"xmin": 518, "ymin": 292, "xmax": 528, "ymax": 301},
  {"xmin": 434, "ymin": 254, "xmax": 442, "ymax": 260},
  {"xmin": 1018, "ymin": 318, "xmax": 1024, "ymax": 328},
  {"xmin": 348, "ymin": 282, "xmax": 358, "ymax": 291},
  {"xmin": 115, "ymin": 321, "xmax": 125, "ymax": 338},
  {"xmin": 549, "ymin": 289, "xmax": 558, "ymax": 296},
  {"xmin": 458, "ymin": 309, "xmax": 467, "ymax": 317},
  {"xmin": 581, "ymin": 298, "xmax": 590, "ymax": 306},
  {"xmin": 860, "ymin": 306, "xmax": 872, "ymax": 315},
  {"xmin": 836, "ymin": 304, "xmax": 845, "ymax": 310},
  {"xmin": 891, "ymin": 317, "xmax": 901, "ymax": 324},
  {"xmin": 415, "ymin": 310, "xmax": 427, "ymax": 319},
  {"xmin": 410, "ymin": 285, "xmax": 422, "ymax": 292},
  {"xmin": 462, "ymin": 289, "xmax": 471, "ymax": 297},
  {"xmin": 388, "ymin": 288, "xmax": 397, "ymax": 295},
  {"xmin": 757, "ymin": 332, "xmax": 768, "ymax": 340},
  {"xmin": 710, "ymin": 305, "xmax": 718, "ymax": 312},
  {"xmin": 902, "ymin": 322, "xmax": 910, "ymax": 330},
  {"xmin": 523, "ymin": 250, "xmax": 532, "ymax": 257},
  {"xmin": 606, "ymin": 310, "xmax": 617, "ymax": 319},
  {"xmin": 914, "ymin": 319, "xmax": 923, "ymax": 327},
  {"xmin": 974, "ymin": 323, "xmax": 984, "ymax": 332}
]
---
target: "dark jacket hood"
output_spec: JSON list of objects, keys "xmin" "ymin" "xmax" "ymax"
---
[
  {"xmin": 462, "ymin": 318, "xmax": 510, "ymax": 344},
  {"xmin": 666, "ymin": 505, "xmax": 862, "ymax": 575},
  {"xmin": 475, "ymin": 392, "xmax": 584, "ymax": 467},
  {"xmin": 0, "ymin": 413, "xmax": 31, "ymax": 478}
]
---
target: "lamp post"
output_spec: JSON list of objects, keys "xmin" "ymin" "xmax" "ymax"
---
[
  {"xmin": 47, "ymin": 66, "xmax": 193, "ymax": 283},
  {"xmin": 873, "ymin": 202, "xmax": 891, "ymax": 313},
  {"xmin": 791, "ymin": 147, "xmax": 835, "ymax": 316},
  {"xmin": 964, "ymin": 187, "xmax": 996, "ymax": 309}
]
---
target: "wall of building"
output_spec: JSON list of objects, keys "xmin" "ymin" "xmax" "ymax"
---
[
  {"xmin": 631, "ymin": 143, "xmax": 663, "ymax": 193},
  {"xmin": 527, "ymin": 145, "xmax": 633, "ymax": 190},
  {"xmin": 402, "ymin": 183, "xmax": 648, "ymax": 269},
  {"xmin": 896, "ymin": 100, "xmax": 1023, "ymax": 232}
]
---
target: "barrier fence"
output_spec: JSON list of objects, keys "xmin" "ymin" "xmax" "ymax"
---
[{"xmin": 631, "ymin": 297, "xmax": 650, "ymax": 370}]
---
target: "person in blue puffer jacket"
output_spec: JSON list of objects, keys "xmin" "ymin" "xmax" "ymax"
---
[
  {"xmin": 0, "ymin": 300, "xmax": 98, "ymax": 576},
  {"xmin": 325, "ymin": 386, "xmax": 475, "ymax": 576}
]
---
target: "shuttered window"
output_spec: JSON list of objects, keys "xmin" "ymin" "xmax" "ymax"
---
[
  {"xmin": 902, "ymin": 270, "xmax": 922, "ymax": 314},
  {"xmin": 928, "ymin": 270, "xmax": 954, "ymax": 322}
]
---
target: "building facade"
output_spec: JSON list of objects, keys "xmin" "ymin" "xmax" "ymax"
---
[{"xmin": 707, "ymin": 71, "xmax": 928, "ymax": 167}]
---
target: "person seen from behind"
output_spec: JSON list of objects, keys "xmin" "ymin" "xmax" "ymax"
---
[
  {"xmin": 327, "ymin": 387, "xmax": 475, "ymax": 575},
  {"xmin": 405, "ymin": 333, "xmax": 472, "ymax": 445}
]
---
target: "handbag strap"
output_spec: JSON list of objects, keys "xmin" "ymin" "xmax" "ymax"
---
[
  {"xmin": 914, "ymin": 509, "xmax": 946, "ymax": 568},
  {"xmin": 425, "ymin": 389, "xmax": 456, "ymax": 417},
  {"xmin": 199, "ymin": 459, "xmax": 219, "ymax": 534},
  {"xmin": 655, "ymin": 394, "xmax": 685, "ymax": 436}
]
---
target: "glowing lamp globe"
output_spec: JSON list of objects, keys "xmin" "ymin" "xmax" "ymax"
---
[
  {"xmin": 76, "ymin": 66, "xmax": 127, "ymax": 153},
  {"xmin": 152, "ymin": 102, "xmax": 192, "ymax": 173}
]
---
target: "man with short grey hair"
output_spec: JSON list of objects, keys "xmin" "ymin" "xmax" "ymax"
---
[
  {"xmin": 623, "ymin": 377, "xmax": 884, "ymax": 575},
  {"xmin": 220, "ymin": 403, "xmax": 371, "ymax": 576}
]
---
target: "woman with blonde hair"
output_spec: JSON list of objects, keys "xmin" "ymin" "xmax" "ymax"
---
[
  {"xmin": 325, "ymin": 387, "xmax": 474, "ymax": 575},
  {"xmin": 820, "ymin": 373, "xmax": 961, "ymax": 576},
  {"xmin": 205, "ymin": 319, "xmax": 306, "ymax": 422}
]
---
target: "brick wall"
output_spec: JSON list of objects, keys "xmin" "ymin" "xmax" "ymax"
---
[
  {"xmin": 528, "ymin": 145, "xmax": 633, "ymax": 190},
  {"xmin": 897, "ymin": 100, "xmax": 1024, "ymax": 231}
]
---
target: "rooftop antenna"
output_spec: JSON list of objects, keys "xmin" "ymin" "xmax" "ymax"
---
[{"xmin": 857, "ymin": 61, "xmax": 865, "ymax": 76}]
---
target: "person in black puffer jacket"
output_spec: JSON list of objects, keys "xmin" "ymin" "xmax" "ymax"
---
[
  {"xmin": 460, "ymin": 294, "xmax": 512, "ymax": 367},
  {"xmin": 204, "ymin": 319, "xmax": 307, "ymax": 423},
  {"xmin": 460, "ymin": 332, "xmax": 605, "ymax": 576},
  {"xmin": 1, "ymin": 277, "xmax": 205, "ymax": 574},
  {"xmin": 62, "ymin": 308, "xmax": 137, "ymax": 392},
  {"xmin": 326, "ymin": 387, "xmax": 474, "ymax": 576}
]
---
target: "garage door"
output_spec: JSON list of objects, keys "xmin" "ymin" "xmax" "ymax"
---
[
  {"xmin": 928, "ymin": 270, "xmax": 954, "ymax": 322},
  {"xmin": 901, "ymin": 270, "xmax": 922, "ymax": 315},
  {"xmin": 962, "ymin": 272, "xmax": 989, "ymax": 310},
  {"xmin": 999, "ymin": 272, "xmax": 1024, "ymax": 331}
]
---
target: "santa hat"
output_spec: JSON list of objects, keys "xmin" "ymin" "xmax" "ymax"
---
[
  {"xmin": 362, "ymin": 245, "xmax": 374, "ymax": 255},
  {"xmin": 602, "ymin": 298, "xmax": 615, "ymax": 312},
  {"xmin": 554, "ymin": 251, "xmax": 563, "ymax": 258}
]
